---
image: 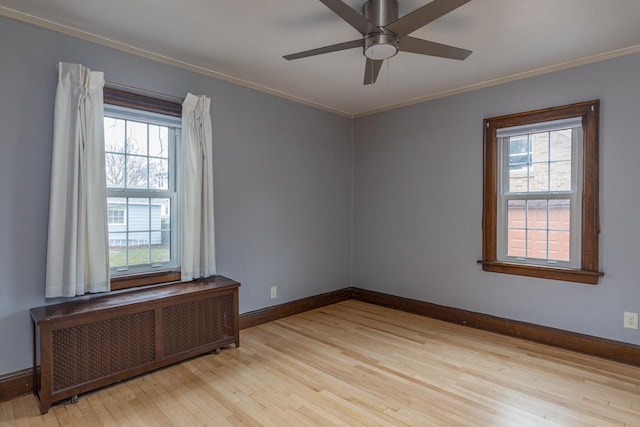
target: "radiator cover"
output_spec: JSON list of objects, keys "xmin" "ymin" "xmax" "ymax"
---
[{"xmin": 31, "ymin": 276, "xmax": 240, "ymax": 414}]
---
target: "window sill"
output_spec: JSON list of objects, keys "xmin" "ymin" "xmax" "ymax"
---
[
  {"xmin": 477, "ymin": 260, "xmax": 603, "ymax": 285},
  {"xmin": 110, "ymin": 270, "xmax": 181, "ymax": 291}
]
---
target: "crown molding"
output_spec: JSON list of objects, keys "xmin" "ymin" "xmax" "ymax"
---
[
  {"xmin": 0, "ymin": 6, "xmax": 353, "ymax": 118},
  {"xmin": 354, "ymin": 43, "xmax": 640, "ymax": 117},
  {"xmin": 3, "ymin": 6, "xmax": 640, "ymax": 119}
]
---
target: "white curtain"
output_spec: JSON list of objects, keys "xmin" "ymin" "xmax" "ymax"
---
[
  {"xmin": 181, "ymin": 93, "xmax": 216, "ymax": 281},
  {"xmin": 45, "ymin": 63, "xmax": 110, "ymax": 298}
]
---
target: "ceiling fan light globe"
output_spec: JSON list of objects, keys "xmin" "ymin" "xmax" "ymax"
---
[
  {"xmin": 363, "ymin": 33, "xmax": 399, "ymax": 60},
  {"xmin": 364, "ymin": 43, "xmax": 398, "ymax": 60}
]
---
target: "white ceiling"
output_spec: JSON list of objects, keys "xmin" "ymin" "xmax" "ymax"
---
[{"xmin": 2, "ymin": 0, "xmax": 640, "ymax": 116}]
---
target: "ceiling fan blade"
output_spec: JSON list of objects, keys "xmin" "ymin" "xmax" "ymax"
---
[
  {"xmin": 386, "ymin": 0, "xmax": 471, "ymax": 38},
  {"xmin": 284, "ymin": 39, "xmax": 363, "ymax": 60},
  {"xmin": 363, "ymin": 58, "xmax": 383, "ymax": 85},
  {"xmin": 318, "ymin": 0, "xmax": 381, "ymax": 35},
  {"xmin": 399, "ymin": 36, "xmax": 471, "ymax": 60}
]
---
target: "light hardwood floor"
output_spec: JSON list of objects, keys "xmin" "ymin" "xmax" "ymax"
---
[{"xmin": 2, "ymin": 300, "xmax": 640, "ymax": 426}]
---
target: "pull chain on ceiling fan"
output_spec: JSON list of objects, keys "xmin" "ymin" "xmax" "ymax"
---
[{"xmin": 284, "ymin": 0, "xmax": 472, "ymax": 85}]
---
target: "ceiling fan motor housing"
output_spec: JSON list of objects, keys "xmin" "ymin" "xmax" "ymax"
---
[
  {"xmin": 363, "ymin": 0, "xmax": 398, "ymax": 26},
  {"xmin": 362, "ymin": 0, "xmax": 399, "ymax": 60}
]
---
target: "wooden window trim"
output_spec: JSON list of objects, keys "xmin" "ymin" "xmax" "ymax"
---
[
  {"xmin": 104, "ymin": 86, "xmax": 183, "ymax": 290},
  {"xmin": 110, "ymin": 270, "xmax": 181, "ymax": 291},
  {"xmin": 480, "ymin": 100, "xmax": 603, "ymax": 284},
  {"xmin": 104, "ymin": 87, "xmax": 182, "ymax": 118}
]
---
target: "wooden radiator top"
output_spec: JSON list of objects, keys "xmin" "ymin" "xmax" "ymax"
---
[{"xmin": 31, "ymin": 275, "xmax": 239, "ymax": 323}]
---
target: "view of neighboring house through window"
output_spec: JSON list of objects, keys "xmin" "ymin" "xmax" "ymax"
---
[{"xmin": 104, "ymin": 105, "xmax": 180, "ymax": 276}]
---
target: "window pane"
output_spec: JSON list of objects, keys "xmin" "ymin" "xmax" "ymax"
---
[
  {"xmin": 149, "ymin": 199, "xmax": 163, "ymax": 231},
  {"xmin": 107, "ymin": 196, "xmax": 127, "ymax": 263},
  {"xmin": 158, "ymin": 199, "xmax": 172, "ymax": 262},
  {"xmin": 527, "ymin": 200, "xmax": 547, "ymax": 230},
  {"xmin": 508, "ymin": 136, "xmax": 529, "ymax": 166},
  {"xmin": 550, "ymin": 129, "xmax": 572, "ymax": 161},
  {"xmin": 105, "ymin": 153, "xmax": 125, "ymax": 188},
  {"xmin": 149, "ymin": 158, "xmax": 169, "ymax": 190},
  {"xmin": 128, "ymin": 232, "xmax": 150, "ymax": 265},
  {"xmin": 507, "ymin": 200, "xmax": 526, "ymax": 257},
  {"xmin": 128, "ymin": 198, "xmax": 150, "ymax": 231},
  {"xmin": 126, "ymin": 121, "xmax": 148, "ymax": 155},
  {"xmin": 108, "ymin": 237, "xmax": 127, "ymax": 268},
  {"xmin": 549, "ymin": 161, "xmax": 571, "ymax": 192},
  {"xmin": 507, "ymin": 200, "xmax": 526, "ymax": 228},
  {"xmin": 149, "ymin": 125, "xmax": 168, "ymax": 158},
  {"xmin": 126, "ymin": 155, "xmax": 148, "ymax": 189},
  {"xmin": 509, "ymin": 168, "xmax": 528, "ymax": 193},
  {"xmin": 107, "ymin": 198, "xmax": 126, "ymax": 228},
  {"xmin": 507, "ymin": 229, "xmax": 526, "ymax": 257},
  {"xmin": 151, "ymin": 242, "xmax": 170, "ymax": 264},
  {"xmin": 159, "ymin": 198, "xmax": 171, "ymax": 224},
  {"xmin": 531, "ymin": 132, "xmax": 549, "ymax": 163},
  {"xmin": 529, "ymin": 162, "xmax": 549, "ymax": 192},
  {"xmin": 509, "ymin": 136, "xmax": 528, "ymax": 154},
  {"xmin": 153, "ymin": 198, "xmax": 171, "ymax": 263},
  {"xmin": 104, "ymin": 117, "xmax": 125, "ymax": 153},
  {"xmin": 549, "ymin": 199, "xmax": 570, "ymax": 231},
  {"xmin": 527, "ymin": 229, "xmax": 548, "ymax": 260},
  {"xmin": 548, "ymin": 230, "xmax": 570, "ymax": 261}
]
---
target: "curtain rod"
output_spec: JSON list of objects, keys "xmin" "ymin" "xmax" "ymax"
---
[{"xmin": 104, "ymin": 80, "xmax": 185, "ymax": 104}]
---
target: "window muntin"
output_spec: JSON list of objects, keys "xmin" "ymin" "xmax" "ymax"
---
[
  {"xmin": 481, "ymin": 100, "xmax": 601, "ymax": 284},
  {"xmin": 104, "ymin": 105, "xmax": 180, "ymax": 276},
  {"xmin": 497, "ymin": 120, "xmax": 582, "ymax": 268}
]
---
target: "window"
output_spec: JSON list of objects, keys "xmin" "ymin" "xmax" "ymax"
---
[
  {"xmin": 498, "ymin": 117, "xmax": 581, "ymax": 267},
  {"xmin": 107, "ymin": 206, "xmax": 126, "ymax": 225},
  {"xmin": 481, "ymin": 100, "xmax": 602, "ymax": 284},
  {"xmin": 104, "ymin": 88, "xmax": 182, "ymax": 290}
]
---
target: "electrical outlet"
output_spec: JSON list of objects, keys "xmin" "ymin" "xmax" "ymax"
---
[
  {"xmin": 270, "ymin": 286, "xmax": 277, "ymax": 299},
  {"xmin": 623, "ymin": 312, "xmax": 638, "ymax": 329}
]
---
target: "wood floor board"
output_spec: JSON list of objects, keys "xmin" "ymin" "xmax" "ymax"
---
[
  {"xmin": 186, "ymin": 359, "xmax": 273, "ymax": 426},
  {"xmin": 10, "ymin": 394, "xmax": 30, "ymax": 427},
  {"xmin": 248, "ymin": 340, "xmax": 399, "ymax": 426},
  {"xmin": 171, "ymin": 364, "xmax": 235, "ymax": 421},
  {"xmin": 123, "ymin": 380, "xmax": 174, "ymax": 426},
  {"xmin": 73, "ymin": 394, "xmax": 102, "ymax": 427},
  {"xmin": 101, "ymin": 384, "xmax": 145, "ymax": 427},
  {"xmin": 145, "ymin": 370, "xmax": 211, "ymax": 426},
  {"xmin": 5, "ymin": 300, "xmax": 640, "ymax": 426},
  {"xmin": 39, "ymin": 407, "xmax": 60, "ymax": 427},
  {"xmin": 0, "ymin": 399, "xmax": 15, "ymax": 426},
  {"xmin": 164, "ymin": 367, "xmax": 228, "ymax": 426},
  {"xmin": 84, "ymin": 392, "xmax": 119, "ymax": 427}
]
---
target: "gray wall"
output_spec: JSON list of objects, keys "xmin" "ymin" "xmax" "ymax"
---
[
  {"xmin": 0, "ymin": 16, "xmax": 352, "ymax": 375},
  {"xmin": 2, "ymin": 12, "xmax": 639, "ymax": 377},
  {"xmin": 353, "ymin": 53, "xmax": 640, "ymax": 346}
]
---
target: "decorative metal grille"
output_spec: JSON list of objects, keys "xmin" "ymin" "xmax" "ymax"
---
[
  {"xmin": 163, "ymin": 294, "xmax": 234, "ymax": 357},
  {"xmin": 51, "ymin": 310, "xmax": 155, "ymax": 392}
]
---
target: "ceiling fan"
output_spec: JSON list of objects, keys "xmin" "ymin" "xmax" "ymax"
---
[{"xmin": 284, "ymin": 0, "xmax": 472, "ymax": 85}]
